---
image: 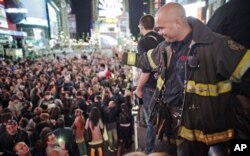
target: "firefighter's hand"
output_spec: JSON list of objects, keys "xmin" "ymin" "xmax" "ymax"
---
[{"xmin": 134, "ymin": 87, "xmax": 143, "ymax": 98}]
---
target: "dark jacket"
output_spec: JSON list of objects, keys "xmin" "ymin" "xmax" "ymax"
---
[
  {"xmin": 123, "ymin": 17, "xmax": 250, "ymax": 145},
  {"xmin": 207, "ymin": 0, "xmax": 250, "ymax": 48},
  {"xmin": 119, "ymin": 111, "xmax": 133, "ymax": 125},
  {"xmin": 0, "ymin": 129, "xmax": 29, "ymax": 156},
  {"xmin": 103, "ymin": 105, "xmax": 119, "ymax": 130},
  {"xmin": 137, "ymin": 31, "xmax": 164, "ymax": 88}
]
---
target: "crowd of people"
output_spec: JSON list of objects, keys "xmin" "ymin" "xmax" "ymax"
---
[{"xmin": 0, "ymin": 52, "xmax": 135, "ymax": 156}]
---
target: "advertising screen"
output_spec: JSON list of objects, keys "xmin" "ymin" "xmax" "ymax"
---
[
  {"xmin": 98, "ymin": 0, "xmax": 123, "ymax": 18},
  {"xmin": 20, "ymin": 0, "xmax": 48, "ymax": 27},
  {"xmin": 0, "ymin": 4, "xmax": 7, "ymax": 28},
  {"xmin": 48, "ymin": 3, "xmax": 59, "ymax": 39}
]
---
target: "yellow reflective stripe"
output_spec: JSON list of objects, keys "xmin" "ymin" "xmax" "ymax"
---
[
  {"xmin": 156, "ymin": 76, "xmax": 164, "ymax": 90},
  {"xmin": 179, "ymin": 126, "xmax": 234, "ymax": 145},
  {"xmin": 147, "ymin": 49, "xmax": 157, "ymax": 69},
  {"xmin": 127, "ymin": 52, "xmax": 136, "ymax": 65},
  {"xmin": 186, "ymin": 80, "xmax": 232, "ymax": 96},
  {"xmin": 230, "ymin": 49, "xmax": 250, "ymax": 82}
]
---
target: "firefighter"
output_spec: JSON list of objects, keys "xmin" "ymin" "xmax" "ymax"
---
[{"xmin": 122, "ymin": 3, "xmax": 250, "ymax": 156}]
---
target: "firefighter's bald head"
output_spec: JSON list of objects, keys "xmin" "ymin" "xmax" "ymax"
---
[
  {"xmin": 156, "ymin": 2, "xmax": 186, "ymax": 22},
  {"xmin": 155, "ymin": 2, "xmax": 191, "ymax": 42}
]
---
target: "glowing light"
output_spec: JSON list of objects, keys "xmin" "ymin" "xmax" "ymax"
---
[
  {"xmin": 5, "ymin": 8, "xmax": 28, "ymax": 13},
  {"xmin": 183, "ymin": 1, "xmax": 206, "ymax": 18}
]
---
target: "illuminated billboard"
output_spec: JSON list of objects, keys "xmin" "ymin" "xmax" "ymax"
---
[
  {"xmin": 98, "ymin": 0, "xmax": 123, "ymax": 18},
  {"xmin": 0, "ymin": 4, "xmax": 7, "ymax": 28},
  {"xmin": 19, "ymin": 0, "xmax": 48, "ymax": 27},
  {"xmin": 48, "ymin": 2, "xmax": 59, "ymax": 39}
]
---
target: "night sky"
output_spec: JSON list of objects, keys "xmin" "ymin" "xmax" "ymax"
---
[{"xmin": 70, "ymin": 0, "xmax": 144, "ymax": 40}]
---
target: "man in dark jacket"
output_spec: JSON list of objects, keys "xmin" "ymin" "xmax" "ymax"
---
[
  {"xmin": 207, "ymin": 1, "xmax": 250, "ymax": 154},
  {"xmin": 135, "ymin": 14, "xmax": 164, "ymax": 154},
  {"xmin": 122, "ymin": 2, "xmax": 250, "ymax": 156},
  {"xmin": 0, "ymin": 119, "xmax": 30, "ymax": 156},
  {"xmin": 53, "ymin": 118, "xmax": 78, "ymax": 156},
  {"xmin": 103, "ymin": 100, "xmax": 119, "ymax": 152}
]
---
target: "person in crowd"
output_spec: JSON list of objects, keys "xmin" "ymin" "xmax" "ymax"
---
[
  {"xmin": 46, "ymin": 81, "xmax": 57, "ymax": 98},
  {"xmin": 61, "ymin": 107, "xmax": 74, "ymax": 127},
  {"xmin": 32, "ymin": 113, "xmax": 53, "ymax": 144},
  {"xmin": 77, "ymin": 82, "xmax": 86, "ymax": 93},
  {"xmin": 117, "ymin": 103, "xmax": 133, "ymax": 155},
  {"xmin": 40, "ymin": 127, "xmax": 68, "ymax": 156},
  {"xmin": 20, "ymin": 101, "xmax": 33, "ymax": 120},
  {"xmin": 26, "ymin": 107, "xmax": 42, "ymax": 133},
  {"xmin": 0, "ymin": 84, "xmax": 11, "ymax": 108},
  {"xmin": 103, "ymin": 100, "xmax": 119, "ymax": 152},
  {"xmin": 135, "ymin": 14, "xmax": 164, "ymax": 154},
  {"xmin": 8, "ymin": 93, "xmax": 25, "ymax": 118},
  {"xmin": 85, "ymin": 107, "xmax": 104, "ymax": 156},
  {"xmin": 53, "ymin": 118, "xmax": 77, "ymax": 156},
  {"xmin": 101, "ymin": 87, "xmax": 112, "ymax": 107},
  {"xmin": 123, "ymin": 89, "xmax": 133, "ymax": 110},
  {"xmin": 13, "ymin": 141, "xmax": 32, "ymax": 156},
  {"xmin": 91, "ymin": 95, "xmax": 103, "ymax": 112},
  {"xmin": 18, "ymin": 82, "xmax": 29, "ymax": 101},
  {"xmin": 63, "ymin": 77, "xmax": 74, "ymax": 92},
  {"xmin": 13, "ymin": 78, "xmax": 24, "ymax": 94},
  {"xmin": 97, "ymin": 63, "xmax": 108, "ymax": 80},
  {"xmin": 0, "ymin": 109, "xmax": 12, "ymax": 135},
  {"xmin": 0, "ymin": 118, "xmax": 30, "ymax": 156},
  {"xmin": 49, "ymin": 106, "xmax": 62, "ymax": 122},
  {"xmin": 122, "ymin": 2, "xmax": 250, "ymax": 156},
  {"xmin": 19, "ymin": 117, "xmax": 32, "ymax": 138},
  {"xmin": 59, "ymin": 91, "xmax": 74, "ymax": 110},
  {"xmin": 87, "ymin": 87, "xmax": 96, "ymax": 104},
  {"xmin": 72, "ymin": 108, "xmax": 87, "ymax": 156},
  {"xmin": 39, "ymin": 91, "xmax": 56, "ymax": 111},
  {"xmin": 30, "ymin": 84, "xmax": 42, "ymax": 109},
  {"xmin": 116, "ymin": 74, "xmax": 127, "ymax": 95},
  {"xmin": 111, "ymin": 87, "xmax": 124, "ymax": 110},
  {"xmin": 75, "ymin": 90, "xmax": 88, "ymax": 118}
]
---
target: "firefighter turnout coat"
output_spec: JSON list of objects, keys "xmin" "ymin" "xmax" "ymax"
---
[{"xmin": 122, "ymin": 17, "xmax": 250, "ymax": 145}]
